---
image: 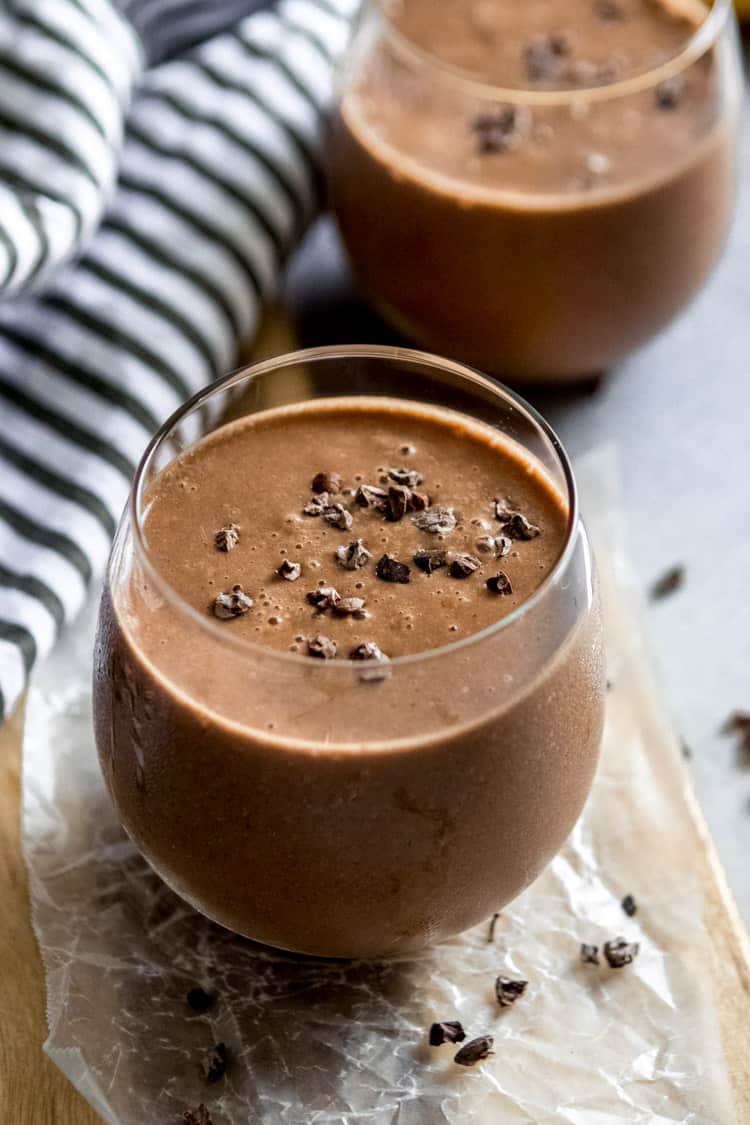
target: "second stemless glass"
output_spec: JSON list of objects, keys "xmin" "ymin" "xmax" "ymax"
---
[
  {"xmin": 328, "ymin": 0, "xmax": 742, "ymax": 382},
  {"xmin": 93, "ymin": 347, "xmax": 605, "ymax": 958}
]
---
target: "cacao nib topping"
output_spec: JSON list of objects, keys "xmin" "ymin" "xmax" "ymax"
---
[
  {"xmin": 350, "ymin": 641, "xmax": 388, "ymax": 662},
  {"xmin": 475, "ymin": 535, "xmax": 496, "ymax": 554},
  {"xmin": 307, "ymin": 634, "xmax": 337, "ymax": 659},
  {"xmin": 413, "ymin": 548, "xmax": 448, "ymax": 574},
  {"xmin": 495, "ymin": 975, "xmax": 528, "ymax": 1007},
  {"xmin": 649, "ymin": 564, "xmax": 685, "ymax": 601},
  {"xmin": 603, "ymin": 937, "xmax": 639, "ymax": 969},
  {"xmin": 388, "ymin": 466, "xmax": 423, "ymax": 488},
  {"xmin": 621, "ymin": 894, "xmax": 637, "ymax": 917},
  {"xmin": 376, "ymin": 554, "xmax": 411, "ymax": 584},
  {"xmin": 333, "ymin": 595, "xmax": 367, "ymax": 616},
  {"xmin": 183, "ymin": 1106, "xmax": 213, "ymax": 1125},
  {"xmin": 476, "ymin": 534, "xmax": 513, "ymax": 558},
  {"xmin": 214, "ymin": 523, "xmax": 240, "ymax": 552},
  {"xmin": 429, "ymin": 1020, "xmax": 466, "ymax": 1047},
  {"xmin": 409, "ymin": 489, "xmax": 430, "ymax": 511},
  {"xmin": 454, "ymin": 1035, "xmax": 494, "ymax": 1067},
  {"xmin": 472, "ymin": 106, "xmax": 521, "ymax": 155},
  {"xmin": 387, "ymin": 484, "xmax": 411, "ymax": 522},
  {"xmin": 412, "ymin": 506, "xmax": 457, "ymax": 535},
  {"xmin": 355, "ymin": 484, "xmax": 389, "ymax": 511},
  {"xmin": 312, "ymin": 471, "xmax": 342, "ymax": 495},
  {"xmin": 201, "ymin": 1042, "xmax": 229, "ymax": 1084},
  {"xmin": 277, "ymin": 559, "xmax": 302, "ymax": 582},
  {"xmin": 580, "ymin": 943, "xmax": 600, "ymax": 965},
  {"xmin": 500, "ymin": 512, "xmax": 541, "ymax": 540},
  {"xmin": 323, "ymin": 503, "xmax": 353, "ymax": 531},
  {"xmin": 304, "ymin": 493, "xmax": 329, "ymax": 516},
  {"xmin": 523, "ymin": 33, "xmax": 571, "ymax": 82},
  {"xmin": 336, "ymin": 539, "xmax": 372, "ymax": 570},
  {"xmin": 307, "ymin": 586, "xmax": 341, "ymax": 611},
  {"xmin": 451, "ymin": 553, "xmax": 480, "ymax": 579},
  {"xmin": 213, "ymin": 585, "xmax": 253, "ymax": 619},
  {"xmin": 486, "ymin": 572, "xmax": 513, "ymax": 596},
  {"xmin": 656, "ymin": 76, "xmax": 684, "ymax": 110},
  {"xmin": 187, "ymin": 987, "xmax": 214, "ymax": 1013}
]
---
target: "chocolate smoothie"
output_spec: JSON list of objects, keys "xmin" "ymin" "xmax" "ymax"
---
[
  {"xmin": 329, "ymin": 0, "xmax": 739, "ymax": 380},
  {"xmin": 94, "ymin": 396, "xmax": 604, "ymax": 956}
]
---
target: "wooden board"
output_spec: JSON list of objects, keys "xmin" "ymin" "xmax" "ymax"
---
[{"xmin": 1, "ymin": 314, "xmax": 749, "ymax": 1122}]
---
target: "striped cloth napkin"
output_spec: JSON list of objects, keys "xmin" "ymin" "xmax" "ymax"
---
[{"xmin": 0, "ymin": 0, "xmax": 357, "ymax": 720}]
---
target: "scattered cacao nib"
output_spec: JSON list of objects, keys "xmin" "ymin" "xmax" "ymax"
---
[
  {"xmin": 307, "ymin": 586, "xmax": 341, "ymax": 611},
  {"xmin": 307, "ymin": 634, "xmax": 337, "ymax": 660},
  {"xmin": 580, "ymin": 943, "xmax": 600, "ymax": 965},
  {"xmin": 649, "ymin": 564, "xmax": 685, "ymax": 601},
  {"xmin": 214, "ymin": 523, "xmax": 240, "ymax": 552},
  {"xmin": 429, "ymin": 1020, "xmax": 466, "ymax": 1046},
  {"xmin": 472, "ymin": 106, "xmax": 521, "ymax": 155},
  {"xmin": 413, "ymin": 506, "xmax": 457, "ymax": 535},
  {"xmin": 621, "ymin": 894, "xmax": 637, "ymax": 917},
  {"xmin": 333, "ymin": 595, "xmax": 367, "ymax": 616},
  {"xmin": 312, "ymin": 471, "xmax": 342, "ymax": 495},
  {"xmin": 500, "ymin": 512, "xmax": 541, "ymax": 540},
  {"xmin": 454, "ymin": 1035, "xmax": 494, "ymax": 1067},
  {"xmin": 594, "ymin": 0, "xmax": 624, "ymax": 18},
  {"xmin": 350, "ymin": 641, "xmax": 388, "ymax": 662},
  {"xmin": 187, "ymin": 986, "xmax": 214, "ymax": 1014},
  {"xmin": 523, "ymin": 33, "xmax": 571, "ymax": 82},
  {"xmin": 722, "ymin": 711, "xmax": 750, "ymax": 735},
  {"xmin": 720, "ymin": 711, "xmax": 750, "ymax": 759},
  {"xmin": 486, "ymin": 572, "xmax": 513, "ymax": 596},
  {"xmin": 389, "ymin": 466, "xmax": 423, "ymax": 488},
  {"xmin": 409, "ymin": 490, "xmax": 430, "ymax": 511},
  {"xmin": 277, "ymin": 559, "xmax": 302, "ymax": 582},
  {"xmin": 387, "ymin": 484, "xmax": 412, "ymax": 522},
  {"xmin": 201, "ymin": 1042, "xmax": 229, "ymax": 1084},
  {"xmin": 355, "ymin": 483, "xmax": 389, "ymax": 511},
  {"xmin": 323, "ymin": 503, "xmax": 353, "ymax": 531},
  {"xmin": 304, "ymin": 493, "xmax": 329, "ymax": 516},
  {"xmin": 451, "ymin": 553, "xmax": 481, "ymax": 579},
  {"xmin": 488, "ymin": 911, "xmax": 500, "ymax": 943},
  {"xmin": 656, "ymin": 75, "xmax": 684, "ymax": 110},
  {"xmin": 495, "ymin": 975, "xmax": 528, "ymax": 1007},
  {"xmin": 414, "ymin": 548, "xmax": 448, "ymax": 574},
  {"xmin": 336, "ymin": 539, "xmax": 372, "ymax": 570},
  {"xmin": 213, "ymin": 585, "xmax": 253, "ymax": 619},
  {"xmin": 603, "ymin": 937, "xmax": 639, "ymax": 969},
  {"xmin": 183, "ymin": 1106, "xmax": 212, "ymax": 1125},
  {"xmin": 376, "ymin": 554, "xmax": 411, "ymax": 584}
]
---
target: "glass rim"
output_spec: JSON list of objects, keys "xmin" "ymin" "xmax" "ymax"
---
[
  {"xmin": 129, "ymin": 344, "xmax": 581, "ymax": 671},
  {"xmin": 372, "ymin": 0, "xmax": 732, "ymax": 106}
]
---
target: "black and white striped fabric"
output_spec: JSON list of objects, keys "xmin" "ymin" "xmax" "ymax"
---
[{"xmin": 0, "ymin": 0, "xmax": 357, "ymax": 719}]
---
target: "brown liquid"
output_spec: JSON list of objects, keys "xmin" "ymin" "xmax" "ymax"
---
[
  {"xmin": 329, "ymin": 0, "xmax": 737, "ymax": 381},
  {"xmin": 94, "ymin": 398, "xmax": 605, "ymax": 956}
]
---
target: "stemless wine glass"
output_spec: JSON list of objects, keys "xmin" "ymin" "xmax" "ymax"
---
[
  {"xmin": 93, "ymin": 346, "xmax": 605, "ymax": 958},
  {"xmin": 328, "ymin": 0, "xmax": 742, "ymax": 382}
]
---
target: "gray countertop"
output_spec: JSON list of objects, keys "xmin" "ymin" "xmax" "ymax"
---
[{"xmin": 283, "ymin": 62, "xmax": 750, "ymax": 926}]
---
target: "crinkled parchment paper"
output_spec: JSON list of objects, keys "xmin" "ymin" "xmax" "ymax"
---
[{"xmin": 22, "ymin": 451, "xmax": 736, "ymax": 1124}]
